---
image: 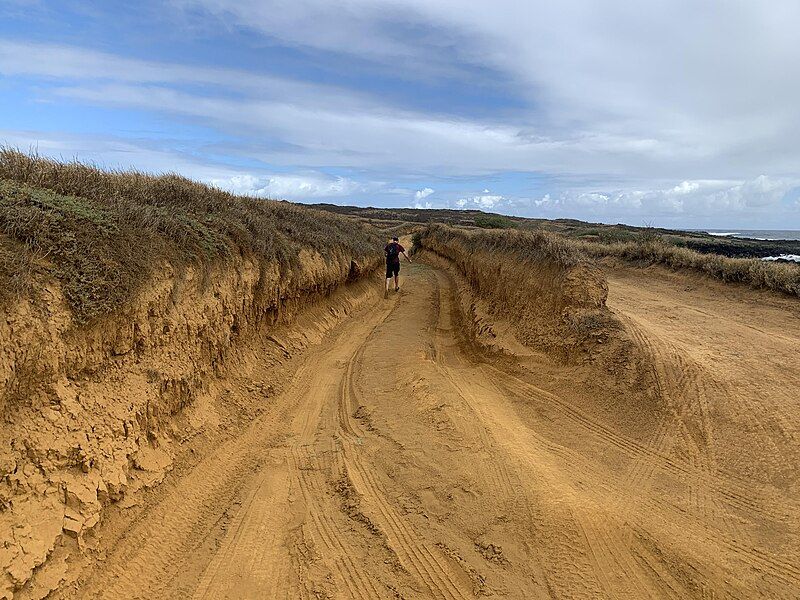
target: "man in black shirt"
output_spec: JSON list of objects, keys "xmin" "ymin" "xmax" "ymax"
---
[{"xmin": 384, "ymin": 236, "xmax": 411, "ymax": 298}]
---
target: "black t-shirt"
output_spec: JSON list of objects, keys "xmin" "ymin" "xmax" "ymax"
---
[{"xmin": 384, "ymin": 242, "xmax": 404, "ymax": 265}]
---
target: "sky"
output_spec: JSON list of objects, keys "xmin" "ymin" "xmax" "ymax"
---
[{"xmin": 2, "ymin": 0, "xmax": 800, "ymax": 228}]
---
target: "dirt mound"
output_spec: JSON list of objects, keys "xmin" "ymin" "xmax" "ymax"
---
[{"xmin": 417, "ymin": 225, "xmax": 646, "ymax": 384}]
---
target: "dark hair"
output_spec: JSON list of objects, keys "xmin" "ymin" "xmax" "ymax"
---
[{"xmin": 392, "ymin": 236, "xmax": 399, "ymax": 241}]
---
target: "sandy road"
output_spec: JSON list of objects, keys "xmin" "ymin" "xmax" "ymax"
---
[{"xmin": 61, "ymin": 261, "xmax": 800, "ymax": 599}]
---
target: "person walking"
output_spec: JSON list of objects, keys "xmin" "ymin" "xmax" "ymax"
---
[{"xmin": 384, "ymin": 236, "xmax": 411, "ymax": 298}]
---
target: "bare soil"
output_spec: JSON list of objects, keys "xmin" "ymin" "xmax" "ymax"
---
[{"xmin": 21, "ymin": 259, "xmax": 800, "ymax": 599}]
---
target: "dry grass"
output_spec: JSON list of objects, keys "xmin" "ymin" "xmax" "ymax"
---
[
  {"xmin": 419, "ymin": 223, "xmax": 800, "ymax": 299},
  {"xmin": 418, "ymin": 223, "xmax": 587, "ymax": 269},
  {"xmin": 576, "ymin": 237, "xmax": 800, "ymax": 298},
  {"xmin": 0, "ymin": 237, "xmax": 37, "ymax": 306},
  {"xmin": 0, "ymin": 149, "xmax": 382, "ymax": 322}
]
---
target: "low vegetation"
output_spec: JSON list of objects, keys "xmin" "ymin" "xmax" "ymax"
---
[
  {"xmin": 417, "ymin": 224, "xmax": 617, "ymax": 363},
  {"xmin": 473, "ymin": 214, "xmax": 516, "ymax": 229},
  {"xmin": 576, "ymin": 237, "xmax": 800, "ymax": 297},
  {"xmin": 315, "ymin": 204, "xmax": 800, "ymax": 260},
  {"xmin": 0, "ymin": 149, "xmax": 382, "ymax": 322},
  {"xmin": 419, "ymin": 222, "xmax": 584, "ymax": 269},
  {"xmin": 418, "ymin": 222, "xmax": 800, "ymax": 299}
]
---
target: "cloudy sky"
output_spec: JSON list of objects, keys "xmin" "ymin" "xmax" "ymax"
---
[{"xmin": 2, "ymin": 0, "xmax": 799, "ymax": 228}]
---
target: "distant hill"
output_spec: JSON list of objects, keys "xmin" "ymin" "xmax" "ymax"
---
[{"xmin": 311, "ymin": 203, "xmax": 800, "ymax": 259}]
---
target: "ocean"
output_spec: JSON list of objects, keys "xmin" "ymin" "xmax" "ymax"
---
[
  {"xmin": 693, "ymin": 229, "xmax": 800, "ymax": 241},
  {"xmin": 683, "ymin": 229, "xmax": 800, "ymax": 263}
]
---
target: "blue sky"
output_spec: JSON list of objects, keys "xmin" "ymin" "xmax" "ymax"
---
[{"xmin": 2, "ymin": 0, "xmax": 800, "ymax": 228}]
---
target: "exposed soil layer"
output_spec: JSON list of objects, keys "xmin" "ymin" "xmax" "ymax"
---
[
  {"xmin": 11, "ymin": 253, "xmax": 796, "ymax": 599},
  {"xmin": 0, "ymin": 251, "xmax": 381, "ymax": 599}
]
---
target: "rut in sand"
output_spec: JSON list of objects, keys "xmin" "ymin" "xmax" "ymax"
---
[{"xmin": 51, "ymin": 259, "xmax": 800, "ymax": 599}]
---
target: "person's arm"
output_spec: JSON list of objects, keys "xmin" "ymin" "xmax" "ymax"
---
[{"xmin": 401, "ymin": 250, "xmax": 412, "ymax": 263}]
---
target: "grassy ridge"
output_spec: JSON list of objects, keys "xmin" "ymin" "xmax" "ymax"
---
[
  {"xmin": 417, "ymin": 222, "xmax": 800, "ymax": 299},
  {"xmin": 417, "ymin": 224, "xmax": 618, "ymax": 364},
  {"xmin": 416, "ymin": 222, "xmax": 586, "ymax": 269},
  {"xmin": 576, "ymin": 237, "xmax": 800, "ymax": 297},
  {"xmin": 0, "ymin": 150, "xmax": 382, "ymax": 322}
]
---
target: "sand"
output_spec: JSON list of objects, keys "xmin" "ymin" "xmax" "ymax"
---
[{"xmin": 35, "ymin": 259, "xmax": 800, "ymax": 599}]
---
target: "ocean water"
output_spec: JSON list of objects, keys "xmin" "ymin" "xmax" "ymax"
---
[
  {"xmin": 762, "ymin": 254, "xmax": 800, "ymax": 263},
  {"xmin": 696, "ymin": 229, "xmax": 800, "ymax": 241},
  {"xmin": 684, "ymin": 229, "xmax": 800, "ymax": 263}
]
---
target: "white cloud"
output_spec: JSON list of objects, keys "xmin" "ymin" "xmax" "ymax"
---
[
  {"xmin": 414, "ymin": 187, "xmax": 434, "ymax": 201},
  {"xmin": 208, "ymin": 173, "xmax": 368, "ymax": 199},
  {"xmin": 458, "ymin": 191, "xmax": 505, "ymax": 209},
  {"xmin": 530, "ymin": 176, "xmax": 798, "ymax": 223},
  {"xmin": 671, "ymin": 181, "xmax": 700, "ymax": 195},
  {"xmin": 168, "ymin": 1, "xmax": 800, "ymax": 181},
  {"xmin": 4, "ymin": 2, "xmax": 800, "ymax": 226},
  {"xmin": 8, "ymin": 32, "xmax": 800, "ymax": 190}
]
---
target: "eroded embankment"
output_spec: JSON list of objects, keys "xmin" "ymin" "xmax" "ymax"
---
[
  {"xmin": 0, "ymin": 155, "xmax": 384, "ymax": 598},
  {"xmin": 417, "ymin": 225, "xmax": 649, "ymax": 385},
  {"xmin": 0, "ymin": 251, "xmax": 383, "ymax": 598}
]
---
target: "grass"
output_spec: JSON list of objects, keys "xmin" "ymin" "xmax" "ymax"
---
[
  {"xmin": 419, "ymin": 223, "xmax": 800, "ymax": 299},
  {"xmin": 0, "ymin": 236, "xmax": 36, "ymax": 306},
  {"xmin": 576, "ymin": 237, "xmax": 800, "ymax": 297},
  {"xmin": 418, "ymin": 223, "xmax": 586, "ymax": 269},
  {"xmin": 314, "ymin": 203, "xmax": 800, "ymax": 261},
  {"xmin": 473, "ymin": 215, "xmax": 516, "ymax": 229},
  {"xmin": 0, "ymin": 149, "xmax": 382, "ymax": 323}
]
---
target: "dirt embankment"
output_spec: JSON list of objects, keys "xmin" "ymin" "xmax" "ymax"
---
[
  {"xmin": 0, "ymin": 251, "xmax": 382, "ymax": 598},
  {"xmin": 416, "ymin": 225, "xmax": 650, "ymax": 389},
  {"xmin": 0, "ymin": 154, "xmax": 385, "ymax": 597},
  {"xmin": 10, "ymin": 230, "xmax": 796, "ymax": 598}
]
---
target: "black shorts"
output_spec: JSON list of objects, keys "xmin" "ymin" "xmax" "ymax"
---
[{"xmin": 386, "ymin": 262, "xmax": 400, "ymax": 278}]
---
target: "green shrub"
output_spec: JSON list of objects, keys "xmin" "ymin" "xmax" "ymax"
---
[{"xmin": 473, "ymin": 214, "xmax": 516, "ymax": 229}]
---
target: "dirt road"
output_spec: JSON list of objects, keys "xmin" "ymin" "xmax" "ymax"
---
[{"xmin": 56, "ymin": 261, "xmax": 800, "ymax": 599}]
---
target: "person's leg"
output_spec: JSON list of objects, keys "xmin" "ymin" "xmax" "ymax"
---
[{"xmin": 394, "ymin": 273, "xmax": 399, "ymax": 291}]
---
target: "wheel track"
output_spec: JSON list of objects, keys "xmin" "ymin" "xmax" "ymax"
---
[
  {"xmin": 72, "ymin": 404, "xmax": 297, "ymax": 599},
  {"xmin": 620, "ymin": 315, "xmax": 724, "ymax": 535},
  {"xmin": 433, "ymin": 267, "xmax": 800, "ymax": 593},
  {"xmin": 617, "ymin": 312, "xmax": 800, "ymax": 589},
  {"xmin": 289, "ymin": 443, "xmax": 383, "ymax": 599},
  {"xmin": 621, "ymin": 315, "xmax": 767, "ymax": 544},
  {"xmin": 430, "ymin": 269, "xmax": 605, "ymax": 598},
  {"xmin": 189, "ymin": 298, "xmax": 398, "ymax": 600},
  {"xmin": 482, "ymin": 358, "xmax": 795, "ymax": 524},
  {"xmin": 336, "ymin": 304, "xmax": 473, "ymax": 600},
  {"xmin": 191, "ymin": 465, "xmax": 288, "ymax": 599}
]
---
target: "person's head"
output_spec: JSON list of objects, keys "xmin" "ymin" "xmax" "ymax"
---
[{"xmin": 392, "ymin": 236, "xmax": 399, "ymax": 242}]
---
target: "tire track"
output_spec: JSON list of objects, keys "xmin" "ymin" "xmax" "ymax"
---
[
  {"xmin": 336, "ymin": 302, "xmax": 473, "ymax": 600},
  {"xmin": 614, "ymin": 306, "xmax": 800, "ymax": 591},
  {"xmin": 482, "ymin": 360, "xmax": 794, "ymax": 524},
  {"xmin": 429, "ymin": 269, "xmax": 607, "ymax": 598},
  {"xmin": 620, "ymin": 314, "xmax": 770, "ymax": 554},
  {"xmin": 192, "ymin": 465, "xmax": 289, "ymax": 600},
  {"xmin": 289, "ymin": 445, "xmax": 383, "ymax": 599}
]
